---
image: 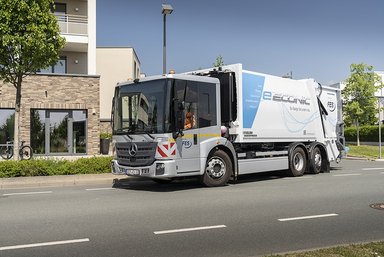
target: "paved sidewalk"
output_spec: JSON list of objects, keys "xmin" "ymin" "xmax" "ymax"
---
[{"xmin": 0, "ymin": 173, "xmax": 126, "ymax": 189}]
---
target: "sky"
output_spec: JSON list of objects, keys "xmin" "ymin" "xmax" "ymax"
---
[{"xmin": 97, "ymin": 0, "xmax": 384, "ymax": 85}]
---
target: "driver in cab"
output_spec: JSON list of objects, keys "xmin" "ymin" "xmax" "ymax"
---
[{"xmin": 184, "ymin": 111, "xmax": 196, "ymax": 129}]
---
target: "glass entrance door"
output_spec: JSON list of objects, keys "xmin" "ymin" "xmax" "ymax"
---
[
  {"xmin": 72, "ymin": 110, "xmax": 87, "ymax": 154},
  {"xmin": 49, "ymin": 111, "xmax": 69, "ymax": 154}
]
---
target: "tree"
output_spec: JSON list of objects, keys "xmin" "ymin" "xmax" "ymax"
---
[
  {"xmin": 0, "ymin": 0, "xmax": 65, "ymax": 159},
  {"xmin": 342, "ymin": 63, "xmax": 383, "ymax": 146},
  {"xmin": 213, "ymin": 55, "xmax": 225, "ymax": 68}
]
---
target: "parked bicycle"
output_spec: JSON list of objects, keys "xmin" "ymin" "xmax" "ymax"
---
[{"xmin": 0, "ymin": 141, "xmax": 33, "ymax": 160}]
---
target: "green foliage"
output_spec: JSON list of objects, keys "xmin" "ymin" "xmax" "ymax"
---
[
  {"xmin": 0, "ymin": 0, "xmax": 66, "ymax": 159},
  {"xmin": 345, "ymin": 125, "xmax": 384, "ymax": 142},
  {"xmin": 213, "ymin": 55, "xmax": 225, "ymax": 67},
  {"xmin": 0, "ymin": 0, "xmax": 66, "ymax": 82},
  {"xmin": 342, "ymin": 63, "xmax": 383, "ymax": 127},
  {"xmin": 100, "ymin": 133, "xmax": 112, "ymax": 140},
  {"xmin": 0, "ymin": 157, "xmax": 113, "ymax": 178}
]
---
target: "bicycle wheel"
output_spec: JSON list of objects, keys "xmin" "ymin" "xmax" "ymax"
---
[
  {"xmin": 20, "ymin": 145, "xmax": 33, "ymax": 160},
  {"xmin": 0, "ymin": 146, "xmax": 14, "ymax": 160}
]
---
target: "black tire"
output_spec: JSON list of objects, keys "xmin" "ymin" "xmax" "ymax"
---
[
  {"xmin": 287, "ymin": 147, "xmax": 307, "ymax": 177},
  {"xmin": 202, "ymin": 150, "xmax": 232, "ymax": 187},
  {"xmin": 309, "ymin": 146, "xmax": 322, "ymax": 174},
  {"xmin": 0, "ymin": 146, "xmax": 13, "ymax": 160},
  {"xmin": 20, "ymin": 145, "xmax": 32, "ymax": 160}
]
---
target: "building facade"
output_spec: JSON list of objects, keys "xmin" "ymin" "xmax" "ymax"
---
[
  {"xmin": 0, "ymin": 75, "xmax": 100, "ymax": 155},
  {"xmin": 0, "ymin": 0, "xmax": 140, "ymax": 156},
  {"xmin": 96, "ymin": 47, "xmax": 141, "ymax": 134}
]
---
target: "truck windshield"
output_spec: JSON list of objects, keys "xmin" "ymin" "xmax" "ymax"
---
[{"xmin": 112, "ymin": 79, "xmax": 173, "ymax": 135}]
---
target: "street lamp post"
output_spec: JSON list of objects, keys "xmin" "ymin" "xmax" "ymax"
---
[
  {"xmin": 162, "ymin": 4, "xmax": 173, "ymax": 75},
  {"xmin": 377, "ymin": 95, "xmax": 384, "ymax": 159}
]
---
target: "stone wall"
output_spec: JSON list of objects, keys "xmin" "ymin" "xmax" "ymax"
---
[
  {"xmin": 0, "ymin": 74, "xmax": 100, "ymax": 155},
  {"xmin": 100, "ymin": 120, "xmax": 112, "ymax": 135}
]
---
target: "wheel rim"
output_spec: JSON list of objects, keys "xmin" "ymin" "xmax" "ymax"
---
[
  {"xmin": 21, "ymin": 147, "xmax": 32, "ymax": 160},
  {"xmin": 314, "ymin": 151, "xmax": 322, "ymax": 168},
  {"xmin": 206, "ymin": 157, "xmax": 226, "ymax": 180},
  {"xmin": 293, "ymin": 152, "xmax": 304, "ymax": 171}
]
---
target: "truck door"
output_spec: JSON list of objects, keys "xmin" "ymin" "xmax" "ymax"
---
[
  {"xmin": 174, "ymin": 80, "xmax": 201, "ymax": 174},
  {"xmin": 174, "ymin": 79, "xmax": 219, "ymax": 175}
]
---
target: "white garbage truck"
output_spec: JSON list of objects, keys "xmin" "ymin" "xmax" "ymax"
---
[{"xmin": 111, "ymin": 64, "xmax": 343, "ymax": 186}]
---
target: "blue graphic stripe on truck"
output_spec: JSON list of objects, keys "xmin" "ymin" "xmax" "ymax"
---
[{"xmin": 242, "ymin": 73, "xmax": 265, "ymax": 128}]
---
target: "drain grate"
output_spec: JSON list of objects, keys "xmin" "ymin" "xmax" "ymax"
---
[{"xmin": 369, "ymin": 203, "xmax": 384, "ymax": 211}]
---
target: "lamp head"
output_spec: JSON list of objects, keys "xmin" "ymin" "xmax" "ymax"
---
[{"xmin": 162, "ymin": 4, "xmax": 173, "ymax": 15}]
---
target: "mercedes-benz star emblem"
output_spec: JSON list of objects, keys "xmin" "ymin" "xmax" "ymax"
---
[{"xmin": 128, "ymin": 143, "xmax": 138, "ymax": 157}]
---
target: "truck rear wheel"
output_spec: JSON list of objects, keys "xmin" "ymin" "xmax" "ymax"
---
[
  {"xmin": 287, "ymin": 147, "xmax": 307, "ymax": 177},
  {"xmin": 202, "ymin": 150, "xmax": 232, "ymax": 187},
  {"xmin": 309, "ymin": 146, "xmax": 322, "ymax": 174}
]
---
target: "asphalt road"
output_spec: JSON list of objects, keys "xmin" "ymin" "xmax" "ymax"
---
[{"xmin": 0, "ymin": 159, "xmax": 383, "ymax": 257}]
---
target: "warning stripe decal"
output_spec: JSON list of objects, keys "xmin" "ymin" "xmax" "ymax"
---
[
  {"xmin": 157, "ymin": 142, "xmax": 177, "ymax": 158},
  {"xmin": 157, "ymin": 146, "xmax": 168, "ymax": 157}
]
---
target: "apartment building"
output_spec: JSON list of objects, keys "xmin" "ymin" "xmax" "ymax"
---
[
  {"xmin": 97, "ymin": 47, "xmax": 141, "ymax": 133},
  {"xmin": 0, "ymin": 0, "xmax": 140, "ymax": 156}
]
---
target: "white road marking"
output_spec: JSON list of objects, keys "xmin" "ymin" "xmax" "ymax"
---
[
  {"xmin": 85, "ymin": 188, "xmax": 115, "ymax": 191},
  {"xmin": 278, "ymin": 213, "xmax": 339, "ymax": 222},
  {"xmin": 154, "ymin": 225, "xmax": 227, "ymax": 235},
  {"xmin": 0, "ymin": 238, "xmax": 90, "ymax": 251},
  {"xmin": 283, "ymin": 176, "xmax": 313, "ymax": 180},
  {"xmin": 362, "ymin": 168, "xmax": 384, "ymax": 170},
  {"xmin": 332, "ymin": 174, "xmax": 361, "ymax": 177},
  {"xmin": 2, "ymin": 191, "xmax": 53, "ymax": 196}
]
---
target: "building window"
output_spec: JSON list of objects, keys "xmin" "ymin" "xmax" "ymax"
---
[
  {"xmin": 52, "ymin": 2, "xmax": 67, "ymax": 22},
  {"xmin": 39, "ymin": 56, "xmax": 67, "ymax": 74},
  {"xmin": 174, "ymin": 80, "xmax": 217, "ymax": 130},
  {"xmin": 0, "ymin": 109, "xmax": 15, "ymax": 144},
  {"xmin": 31, "ymin": 109, "xmax": 87, "ymax": 155}
]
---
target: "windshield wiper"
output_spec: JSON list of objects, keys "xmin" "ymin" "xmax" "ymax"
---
[
  {"xmin": 115, "ymin": 127, "xmax": 134, "ymax": 140},
  {"xmin": 145, "ymin": 132, "xmax": 155, "ymax": 140}
]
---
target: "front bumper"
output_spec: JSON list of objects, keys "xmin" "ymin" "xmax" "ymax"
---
[{"xmin": 111, "ymin": 159, "xmax": 177, "ymax": 178}]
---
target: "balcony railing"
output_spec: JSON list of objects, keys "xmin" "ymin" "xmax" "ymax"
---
[{"xmin": 56, "ymin": 14, "xmax": 88, "ymax": 36}]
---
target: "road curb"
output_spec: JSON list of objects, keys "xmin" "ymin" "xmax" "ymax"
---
[
  {"xmin": 345, "ymin": 156, "xmax": 372, "ymax": 161},
  {"xmin": 0, "ymin": 174, "xmax": 125, "ymax": 189}
]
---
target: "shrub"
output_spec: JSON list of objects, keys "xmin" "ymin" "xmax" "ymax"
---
[
  {"xmin": 0, "ymin": 157, "xmax": 113, "ymax": 178},
  {"xmin": 345, "ymin": 125, "xmax": 384, "ymax": 142},
  {"xmin": 100, "ymin": 133, "xmax": 112, "ymax": 140}
]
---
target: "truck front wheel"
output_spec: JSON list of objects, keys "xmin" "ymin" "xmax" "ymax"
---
[
  {"xmin": 288, "ymin": 147, "xmax": 307, "ymax": 177},
  {"xmin": 202, "ymin": 150, "xmax": 232, "ymax": 187}
]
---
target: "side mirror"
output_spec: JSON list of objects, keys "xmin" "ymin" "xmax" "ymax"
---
[{"xmin": 172, "ymin": 129, "xmax": 184, "ymax": 140}]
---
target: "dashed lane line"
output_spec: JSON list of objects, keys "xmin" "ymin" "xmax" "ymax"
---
[
  {"xmin": 2, "ymin": 191, "xmax": 53, "ymax": 196},
  {"xmin": 278, "ymin": 213, "xmax": 339, "ymax": 222},
  {"xmin": 332, "ymin": 174, "xmax": 361, "ymax": 177},
  {"xmin": 154, "ymin": 225, "xmax": 227, "ymax": 235},
  {"xmin": 0, "ymin": 238, "xmax": 90, "ymax": 251},
  {"xmin": 85, "ymin": 188, "xmax": 116, "ymax": 191}
]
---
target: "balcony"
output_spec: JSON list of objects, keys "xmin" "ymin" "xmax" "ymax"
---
[{"xmin": 56, "ymin": 14, "xmax": 88, "ymax": 36}]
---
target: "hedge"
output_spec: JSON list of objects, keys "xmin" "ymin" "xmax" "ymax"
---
[
  {"xmin": 0, "ymin": 157, "xmax": 113, "ymax": 178},
  {"xmin": 345, "ymin": 125, "xmax": 384, "ymax": 142}
]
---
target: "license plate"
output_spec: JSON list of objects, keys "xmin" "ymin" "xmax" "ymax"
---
[{"xmin": 123, "ymin": 168, "xmax": 140, "ymax": 176}]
